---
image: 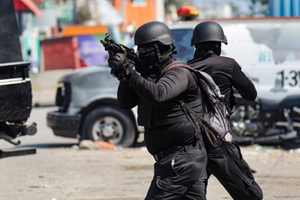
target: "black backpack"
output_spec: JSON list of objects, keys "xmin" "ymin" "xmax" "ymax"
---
[{"xmin": 162, "ymin": 61, "xmax": 231, "ymax": 147}]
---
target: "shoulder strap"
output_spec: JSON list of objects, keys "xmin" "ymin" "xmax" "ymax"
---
[
  {"xmin": 163, "ymin": 61, "xmax": 231, "ymax": 114},
  {"xmin": 161, "ymin": 61, "xmax": 207, "ymax": 99},
  {"xmin": 162, "ymin": 61, "xmax": 208, "ymax": 91},
  {"xmin": 166, "ymin": 62, "xmax": 226, "ymax": 103},
  {"xmin": 162, "ymin": 61, "xmax": 203, "ymax": 139},
  {"xmin": 162, "ymin": 60, "xmax": 196, "ymax": 74}
]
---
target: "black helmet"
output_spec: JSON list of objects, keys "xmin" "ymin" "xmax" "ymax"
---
[
  {"xmin": 191, "ymin": 21, "xmax": 228, "ymax": 46},
  {"xmin": 134, "ymin": 21, "xmax": 174, "ymax": 46}
]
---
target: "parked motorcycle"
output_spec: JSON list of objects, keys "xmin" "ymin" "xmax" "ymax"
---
[{"xmin": 230, "ymin": 92, "xmax": 300, "ymax": 147}]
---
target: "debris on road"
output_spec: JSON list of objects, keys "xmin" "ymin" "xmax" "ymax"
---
[{"xmin": 78, "ymin": 140, "xmax": 117, "ymax": 150}]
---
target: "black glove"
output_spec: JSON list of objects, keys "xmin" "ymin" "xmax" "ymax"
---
[
  {"xmin": 108, "ymin": 53, "xmax": 126, "ymax": 70},
  {"xmin": 108, "ymin": 53, "xmax": 132, "ymax": 80}
]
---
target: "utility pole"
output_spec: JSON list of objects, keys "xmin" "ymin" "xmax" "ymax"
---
[
  {"xmin": 121, "ymin": 0, "xmax": 126, "ymax": 27},
  {"xmin": 155, "ymin": 0, "xmax": 165, "ymax": 22}
]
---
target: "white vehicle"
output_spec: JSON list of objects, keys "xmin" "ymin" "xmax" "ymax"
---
[
  {"xmin": 47, "ymin": 18, "xmax": 300, "ymax": 147},
  {"xmin": 170, "ymin": 17, "xmax": 300, "ymax": 100}
]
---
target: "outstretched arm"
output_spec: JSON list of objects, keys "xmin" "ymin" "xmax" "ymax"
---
[
  {"xmin": 231, "ymin": 62, "xmax": 257, "ymax": 101},
  {"xmin": 127, "ymin": 67, "xmax": 191, "ymax": 104}
]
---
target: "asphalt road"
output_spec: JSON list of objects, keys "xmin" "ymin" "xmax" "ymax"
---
[{"xmin": 0, "ymin": 107, "xmax": 300, "ymax": 200}]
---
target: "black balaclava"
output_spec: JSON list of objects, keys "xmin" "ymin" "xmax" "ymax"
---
[
  {"xmin": 138, "ymin": 42, "xmax": 174, "ymax": 76},
  {"xmin": 194, "ymin": 42, "xmax": 221, "ymax": 60}
]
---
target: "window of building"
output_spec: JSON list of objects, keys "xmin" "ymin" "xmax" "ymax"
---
[{"xmin": 132, "ymin": 0, "xmax": 146, "ymax": 6}]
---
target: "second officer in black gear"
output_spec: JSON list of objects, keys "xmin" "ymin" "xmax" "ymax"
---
[
  {"xmin": 108, "ymin": 21, "xmax": 207, "ymax": 200},
  {"xmin": 187, "ymin": 21, "xmax": 263, "ymax": 200}
]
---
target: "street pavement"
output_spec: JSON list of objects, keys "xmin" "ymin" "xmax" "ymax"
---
[{"xmin": 0, "ymin": 107, "xmax": 300, "ymax": 200}]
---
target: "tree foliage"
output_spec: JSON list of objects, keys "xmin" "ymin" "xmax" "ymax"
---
[{"xmin": 248, "ymin": 0, "xmax": 269, "ymax": 16}]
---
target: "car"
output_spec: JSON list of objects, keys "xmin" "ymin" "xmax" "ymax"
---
[
  {"xmin": 46, "ymin": 66, "xmax": 142, "ymax": 147},
  {"xmin": 47, "ymin": 17, "xmax": 300, "ymax": 147}
]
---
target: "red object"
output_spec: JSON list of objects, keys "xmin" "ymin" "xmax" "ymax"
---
[
  {"xmin": 80, "ymin": 59, "xmax": 88, "ymax": 68},
  {"xmin": 13, "ymin": 0, "xmax": 43, "ymax": 18},
  {"xmin": 93, "ymin": 141, "xmax": 116, "ymax": 150},
  {"xmin": 41, "ymin": 37, "xmax": 81, "ymax": 71},
  {"xmin": 177, "ymin": 6, "xmax": 200, "ymax": 17},
  {"xmin": 13, "ymin": 0, "xmax": 29, "ymax": 11}
]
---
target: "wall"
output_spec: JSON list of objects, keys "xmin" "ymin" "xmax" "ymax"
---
[
  {"xmin": 61, "ymin": 25, "xmax": 109, "ymax": 36},
  {"xmin": 40, "ymin": 37, "xmax": 80, "ymax": 70},
  {"xmin": 112, "ymin": 0, "xmax": 155, "ymax": 28}
]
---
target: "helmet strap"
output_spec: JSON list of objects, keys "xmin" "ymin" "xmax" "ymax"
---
[
  {"xmin": 153, "ymin": 43, "xmax": 174, "ymax": 69},
  {"xmin": 171, "ymin": 44, "xmax": 177, "ymax": 55},
  {"xmin": 153, "ymin": 43, "xmax": 162, "ymax": 63}
]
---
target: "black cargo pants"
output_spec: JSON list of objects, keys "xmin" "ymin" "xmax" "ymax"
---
[
  {"xmin": 145, "ymin": 142, "xmax": 207, "ymax": 200},
  {"xmin": 205, "ymin": 141, "xmax": 263, "ymax": 200}
]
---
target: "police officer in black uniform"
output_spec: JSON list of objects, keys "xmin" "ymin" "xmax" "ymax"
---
[
  {"xmin": 187, "ymin": 21, "xmax": 263, "ymax": 200},
  {"xmin": 108, "ymin": 21, "xmax": 207, "ymax": 200}
]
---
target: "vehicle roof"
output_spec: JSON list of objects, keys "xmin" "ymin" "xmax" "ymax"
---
[
  {"xmin": 168, "ymin": 17, "xmax": 300, "ymax": 29},
  {"xmin": 59, "ymin": 65, "xmax": 110, "ymax": 82}
]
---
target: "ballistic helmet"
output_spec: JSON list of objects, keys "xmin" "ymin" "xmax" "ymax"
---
[
  {"xmin": 134, "ymin": 21, "xmax": 174, "ymax": 46},
  {"xmin": 191, "ymin": 21, "xmax": 228, "ymax": 46}
]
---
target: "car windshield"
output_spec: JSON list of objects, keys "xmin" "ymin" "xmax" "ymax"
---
[{"xmin": 171, "ymin": 29, "xmax": 194, "ymax": 63}]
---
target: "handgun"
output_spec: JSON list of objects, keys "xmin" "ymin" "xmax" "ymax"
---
[
  {"xmin": 100, "ymin": 33, "xmax": 138, "ymax": 78},
  {"xmin": 100, "ymin": 33, "xmax": 138, "ymax": 63}
]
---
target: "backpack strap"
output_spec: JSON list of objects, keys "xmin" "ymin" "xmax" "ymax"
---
[
  {"xmin": 162, "ymin": 61, "xmax": 208, "ymax": 98},
  {"xmin": 164, "ymin": 61, "xmax": 222, "ymax": 101},
  {"xmin": 164, "ymin": 61, "xmax": 232, "ymax": 114},
  {"xmin": 162, "ymin": 61, "xmax": 203, "ymax": 141},
  {"xmin": 162, "ymin": 61, "xmax": 196, "ymax": 74},
  {"xmin": 179, "ymin": 99, "xmax": 203, "ymax": 141}
]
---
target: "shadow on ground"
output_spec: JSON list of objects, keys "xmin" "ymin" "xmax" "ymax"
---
[
  {"xmin": 13, "ymin": 143, "xmax": 78, "ymax": 149},
  {"xmin": 9, "ymin": 141, "xmax": 146, "ymax": 149},
  {"xmin": 12, "ymin": 140, "xmax": 300, "ymax": 150}
]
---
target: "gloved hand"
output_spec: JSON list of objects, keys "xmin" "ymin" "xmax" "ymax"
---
[
  {"xmin": 108, "ymin": 52, "xmax": 126, "ymax": 71},
  {"xmin": 108, "ymin": 53, "xmax": 133, "ymax": 80}
]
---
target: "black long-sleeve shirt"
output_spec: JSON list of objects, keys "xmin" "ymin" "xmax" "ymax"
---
[
  {"xmin": 117, "ymin": 67, "xmax": 202, "ymax": 155},
  {"xmin": 188, "ymin": 55, "xmax": 257, "ymax": 110}
]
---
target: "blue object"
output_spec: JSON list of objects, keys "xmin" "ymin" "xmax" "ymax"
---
[{"xmin": 269, "ymin": 0, "xmax": 300, "ymax": 16}]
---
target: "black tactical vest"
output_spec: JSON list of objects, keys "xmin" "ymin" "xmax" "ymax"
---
[{"xmin": 137, "ymin": 73, "xmax": 202, "ymax": 128}]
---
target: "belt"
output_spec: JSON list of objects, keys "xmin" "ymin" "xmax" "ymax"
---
[{"xmin": 153, "ymin": 141, "xmax": 202, "ymax": 161}]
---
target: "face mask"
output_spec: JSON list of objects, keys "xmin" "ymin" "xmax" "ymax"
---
[{"xmin": 138, "ymin": 51, "xmax": 159, "ymax": 74}]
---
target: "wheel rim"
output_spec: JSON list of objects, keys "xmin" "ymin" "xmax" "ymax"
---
[{"xmin": 91, "ymin": 116, "xmax": 124, "ymax": 145}]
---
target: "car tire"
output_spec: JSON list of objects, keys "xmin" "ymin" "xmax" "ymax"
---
[{"xmin": 81, "ymin": 106, "xmax": 136, "ymax": 147}]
